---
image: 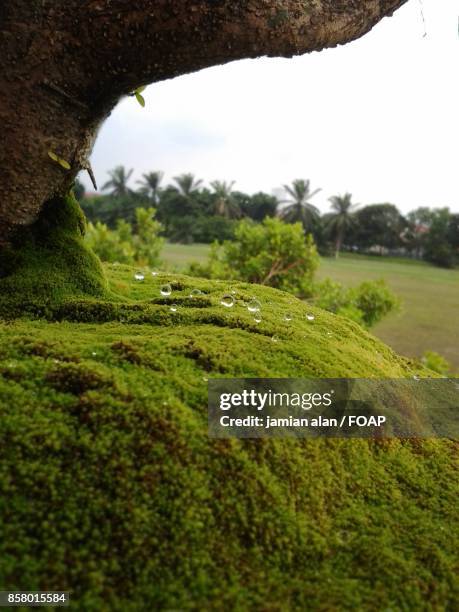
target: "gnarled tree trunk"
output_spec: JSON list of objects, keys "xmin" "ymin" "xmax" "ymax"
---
[{"xmin": 0, "ymin": 0, "xmax": 407, "ymax": 248}]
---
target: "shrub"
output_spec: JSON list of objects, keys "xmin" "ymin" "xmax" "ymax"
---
[
  {"xmin": 86, "ymin": 220, "xmax": 135, "ymax": 264},
  {"xmin": 86, "ymin": 208, "xmax": 163, "ymax": 267},
  {"xmin": 312, "ymin": 278, "xmax": 399, "ymax": 329},
  {"xmin": 422, "ymin": 351, "xmax": 454, "ymax": 376},
  {"xmin": 350, "ymin": 280, "xmax": 400, "ymax": 328},
  {"xmin": 188, "ymin": 220, "xmax": 398, "ymax": 329},
  {"xmin": 131, "ymin": 207, "xmax": 164, "ymax": 267},
  {"xmin": 189, "ymin": 218, "xmax": 319, "ymax": 296},
  {"xmin": 424, "ymin": 243, "xmax": 456, "ymax": 269}
]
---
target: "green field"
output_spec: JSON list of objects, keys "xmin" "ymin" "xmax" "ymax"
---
[{"xmin": 162, "ymin": 243, "xmax": 459, "ymax": 369}]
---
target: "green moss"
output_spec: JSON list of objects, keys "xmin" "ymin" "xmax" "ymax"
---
[
  {"xmin": 0, "ymin": 194, "xmax": 109, "ymax": 317},
  {"xmin": 0, "ymin": 264, "xmax": 457, "ymax": 610}
]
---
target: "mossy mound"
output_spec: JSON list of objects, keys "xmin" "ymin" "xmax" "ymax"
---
[
  {"xmin": 0, "ymin": 194, "xmax": 108, "ymax": 316},
  {"xmin": 0, "ymin": 265, "xmax": 458, "ymax": 611}
]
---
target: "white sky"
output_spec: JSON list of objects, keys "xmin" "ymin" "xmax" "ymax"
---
[{"xmin": 84, "ymin": 0, "xmax": 459, "ymax": 214}]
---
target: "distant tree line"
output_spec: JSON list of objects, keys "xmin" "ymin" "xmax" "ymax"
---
[{"xmin": 76, "ymin": 167, "xmax": 459, "ymax": 268}]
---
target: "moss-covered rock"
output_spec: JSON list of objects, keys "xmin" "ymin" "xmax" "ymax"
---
[{"xmin": 0, "ymin": 265, "xmax": 457, "ymax": 611}]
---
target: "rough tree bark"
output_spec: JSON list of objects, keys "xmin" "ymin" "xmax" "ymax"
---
[{"xmin": 0, "ymin": 0, "xmax": 408, "ymax": 248}]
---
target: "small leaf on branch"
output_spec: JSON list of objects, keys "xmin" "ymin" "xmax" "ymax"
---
[
  {"xmin": 58, "ymin": 159, "xmax": 71, "ymax": 170},
  {"xmin": 130, "ymin": 86, "xmax": 147, "ymax": 107},
  {"xmin": 48, "ymin": 151, "xmax": 71, "ymax": 170},
  {"xmin": 135, "ymin": 91, "xmax": 146, "ymax": 107}
]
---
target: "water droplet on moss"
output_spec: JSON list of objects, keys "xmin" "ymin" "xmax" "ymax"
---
[
  {"xmin": 271, "ymin": 335, "xmax": 279, "ymax": 343},
  {"xmin": 151, "ymin": 270, "xmax": 159, "ymax": 277},
  {"xmin": 254, "ymin": 314, "xmax": 262, "ymax": 324},
  {"xmin": 190, "ymin": 289, "xmax": 202, "ymax": 298},
  {"xmin": 170, "ymin": 304, "xmax": 178, "ymax": 312},
  {"xmin": 248, "ymin": 299, "xmax": 261, "ymax": 313},
  {"xmin": 284, "ymin": 313, "xmax": 293, "ymax": 322},
  {"xmin": 134, "ymin": 272, "xmax": 145, "ymax": 281},
  {"xmin": 160, "ymin": 284, "xmax": 172, "ymax": 297},
  {"xmin": 306, "ymin": 313, "xmax": 315, "ymax": 322},
  {"xmin": 221, "ymin": 294, "xmax": 235, "ymax": 308}
]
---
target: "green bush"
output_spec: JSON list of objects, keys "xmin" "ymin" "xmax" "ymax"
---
[
  {"xmin": 86, "ymin": 208, "xmax": 163, "ymax": 267},
  {"xmin": 131, "ymin": 208, "xmax": 164, "ymax": 267},
  {"xmin": 424, "ymin": 243, "xmax": 456, "ymax": 269},
  {"xmin": 350, "ymin": 280, "xmax": 400, "ymax": 328},
  {"xmin": 188, "ymin": 220, "xmax": 398, "ymax": 329},
  {"xmin": 85, "ymin": 220, "xmax": 135, "ymax": 264},
  {"xmin": 422, "ymin": 351, "xmax": 455, "ymax": 376},
  {"xmin": 188, "ymin": 218, "xmax": 319, "ymax": 296},
  {"xmin": 313, "ymin": 278, "xmax": 399, "ymax": 329}
]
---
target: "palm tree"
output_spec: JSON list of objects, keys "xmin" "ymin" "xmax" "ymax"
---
[
  {"xmin": 101, "ymin": 165, "xmax": 134, "ymax": 197},
  {"xmin": 210, "ymin": 180, "xmax": 241, "ymax": 219},
  {"xmin": 172, "ymin": 173, "xmax": 203, "ymax": 199},
  {"xmin": 278, "ymin": 179, "xmax": 321, "ymax": 233},
  {"xmin": 327, "ymin": 193, "xmax": 359, "ymax": 257},
  {"xmin": 137, "ymin": 171, "xmax": 164, "ymax": 203}
]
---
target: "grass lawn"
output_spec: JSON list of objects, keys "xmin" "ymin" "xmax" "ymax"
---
[
  {"xmin": 161, "ymin": 244, "xmax": 459, "ymax": 369},
  {"xmin": 162, "ymin": 242, "xmax": 210, "ymax": 268},
  {"xmin": 319, "ymin": 254, "xmax": 459, "ymax": 370}
]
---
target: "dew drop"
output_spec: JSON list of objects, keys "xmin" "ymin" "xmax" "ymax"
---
[
  {"xmin": 190, "ymin": 288, "xmax": 203, "ymax": 298},
  {"xmin": 306, "ymin": 313, "xmax": 315, "ymax": 322},
  {"xmin": 326, "ymin": 331, "xmax": 332, "ymax": 338},
  {"xmin": 221, "ymin": 294, "xmax": 235, "ymax": 308},
  {"xmin": 151, "ymin": 270, "xmax": 159, "ymax": 277},
  {"xmin": 160, "ymin": 284, "xmax": 172, "ymax": 297},
  {"xmin": 254, "ymin": 314, "xmax": 262, "ymax": 324},
  {"xmin": 413, "ymin": 375, "xmax": 420, "ymax": 381},
  {"xmin": 271, "ymin": 335, "xmax": 279, "ymax": 343},
  {"xmin": 91, "ymin": 351, "xmax": 97, "ymax": 356},
  {"xmin": 170, "ymin": 304, "xmax": 178, "ymax": 313},
  {"xmin": 284, "ymin": 313, "xmax": 293, "ymax": 322},
  {"xmin": 134, "ymin": 272, "xmax": 145, "ymax": 282},
  {"xmin": 248, "ymin": 299, "xmax": 261, "ymax": 313}
]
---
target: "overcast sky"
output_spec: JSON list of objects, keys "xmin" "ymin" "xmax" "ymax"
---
[{"xmin": 83, "ymin": 0, "xmax": 459, "ymax": 214}]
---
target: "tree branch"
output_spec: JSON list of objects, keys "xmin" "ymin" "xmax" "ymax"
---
[{"xmin": 0, "ymin": 0, "xmax": 408, "ymax": 246}]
